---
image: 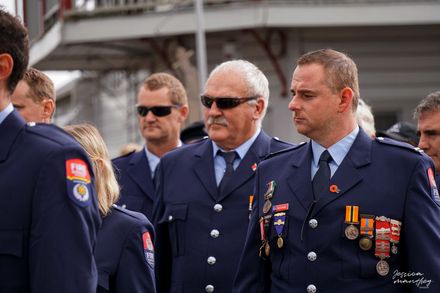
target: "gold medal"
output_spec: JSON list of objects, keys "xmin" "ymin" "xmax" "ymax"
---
[
  {"xmin": 376, "ymin": 259, "xmax": 390, "ymax": 276},
  {"xmin": 265, "ymin": 242, "xmax": 270, "ymax": 257},
  {"xmin": 345, "ymin": 224, "xmax": 359, "ymax": 240},
  {"xmin": 359, "ymin": 237, "xmax": 373, "ymax": 251},
  {"xmin": 277, "ymin": 236, "xmax": 284, "ymax": 248},
  {"xmin": 263, "ymin": 200, "xmax": 272, "ymax": 214}
]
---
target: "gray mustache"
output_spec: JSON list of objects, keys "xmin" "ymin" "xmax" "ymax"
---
[{"xmin": 207, "ymin": 117, "xmax": 228, "ymax": 127}]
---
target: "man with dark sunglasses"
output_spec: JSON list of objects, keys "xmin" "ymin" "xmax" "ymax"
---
[
  {"xmin": 152, "ymin": 60, "xmax": 292, "ymax": 293},
  {"xmin": 113, "ymin": 73, "xmax": 189, "ymax": 219}
]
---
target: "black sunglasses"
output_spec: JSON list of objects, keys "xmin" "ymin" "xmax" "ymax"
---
[
  {"xmin": 200, "ymin": 95, "xmax": 258, "ymax": 109},
  {"xmin": 136, "ymin": 105, "xmax": 180, "ymax": 117}
]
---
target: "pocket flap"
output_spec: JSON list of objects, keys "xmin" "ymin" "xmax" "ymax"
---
[{"xmin": 159, "ymin": 203, "xmax": 188, "ymax": 223}]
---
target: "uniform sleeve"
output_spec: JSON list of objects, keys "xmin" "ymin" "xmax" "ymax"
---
[
  {"xmin": 152, "ymin": 161, "xmax": 173, "ymax": 293},
  {"xmin": 403, "ymin": 157, "xmax": 440, "ymax": 292},
  {"xmin": 115, "ymin": 219, "xmax": 156, "ymax": 293},
  {"xmin": 233, "ymin": 168, "xmax": 271, "ymax": 293},
  {"xmin": 30, "ymin": 146, "xmax": 101, "ymax": 293}
]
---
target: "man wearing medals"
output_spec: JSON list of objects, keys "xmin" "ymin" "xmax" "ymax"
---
[
  {"xmin": 152, "ymin": 60, "xmax": 291, "ymax": 293},
  {"xmin": 233, "ymin": 49, "xmax": 440, "ymax": 292}
]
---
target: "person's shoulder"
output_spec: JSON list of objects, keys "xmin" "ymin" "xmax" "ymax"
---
[
  {"xmin": 24, "ymin": 122, "xmax": 78, "ymax": 148},
  {"xmin": 374, "ymin": 136, "xmax": 424, "ymax": 156},
  {"xmin": 111, "ymin": 205, "xmax": 152, "ymax": 226},
  {"xmin": 265, "ymin": 141, "xmax": 308, "ymax": 160},
  {"xmin": 270, "ymin": 136, "xmax": 294, "ymax": 150},
  {"xmin": 165, "ymin": 137, "xmax": 209, "ymax": 158},
  {"xmin": 112, "ymin": 149, "xmax": 139, "ymax": 165}
]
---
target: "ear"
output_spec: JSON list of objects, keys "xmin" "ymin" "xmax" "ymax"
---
[
  {"xmin": 252, "ymin": 98, "xmax": 265, "ymax": 120},
  {"xmin": 0, "ymin": 54, "xmax": 14, "ymax": 84},
  {"xmin": 177, "ymin": 104, "xmax": 189, "ymax": 123},
  {"xmin": 41, "ymin": 99, "xmax": 55, "ymax": 122},
  {"xmin": 337, "ymin": 87, "xmax": 353, "ymax": 113}
]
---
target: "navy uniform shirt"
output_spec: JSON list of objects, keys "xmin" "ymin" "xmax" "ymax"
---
[
  {"xmin": 233, "ymin": 129, "xmax": 440, "ymax": 293},
  {"xmin": 96, "ymin": 205, "xmax": 156, "ymax": 293},
  {"xmin": 0, "ymin": 109, "xmax": 101, "ymax": 292},
  {"xmin": 152, "ymin": 130, "xmax": 292, "ymax": 293}
]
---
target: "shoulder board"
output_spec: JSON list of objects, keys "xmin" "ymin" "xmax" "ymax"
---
[
  {"xmin": 184, "ymin": 136, "xmax": 209, "ymax": 145},
  {"xmin": 265, "ymin": 141, "xmax": 307, "ymax": 160},
  {"xmin": 112, "ymin": 149, "xmax": 137, "ymax": 161},
  {"xmin": 112, "ymin": 204, "xmax": 148, "ymax": 221},
  {"xmin": 271, "ymin": 136, "xmax": 293, "ymax": 146},
  {"xmin": 25, "ymin": 123, "xmax": 76, "ymax": 146},
  {"xmin": 375, "ymin": 136, "xmax": 424, "ymax": 155}
]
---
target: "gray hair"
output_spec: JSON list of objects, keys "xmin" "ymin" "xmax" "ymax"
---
[
  {"xmin": 205, "ymin": 60, "xmax": 269, "ymax": 124},
  {"xmin": 356, "ymin": 99, "xmax": 375, "ymax": 137},
  {"xmin": 414, "ymin": 91, "xmax": 440, "ymax": 119}
]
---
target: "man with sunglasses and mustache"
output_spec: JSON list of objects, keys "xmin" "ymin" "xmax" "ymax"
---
[
  {"xmin": 152, "ymin": 60, "xmax": 292, "ymax": 293},
  {"xmin": 113, "ymin": 73, "xmax": 189, "ymax": 219}
]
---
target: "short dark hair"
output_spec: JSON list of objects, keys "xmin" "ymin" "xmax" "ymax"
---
[{"xmin": 0, "ymin": 7, "xmax": 29, "ymax": 93}]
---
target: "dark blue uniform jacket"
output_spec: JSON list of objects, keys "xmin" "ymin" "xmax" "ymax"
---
[
  {"xmin": 0, "ymin": 111, "xmax": 101, "ymax": 292},
  {"xmin": 233, "ymin": 129, "xmax": 440, "ymax": 293},
  {"xmin": 96, "ymin": 205, "xmax": 156, "ymax": 293},
  {"xmin": 153, "ymin": 131, "xmax": 292, "ymax": 293},
  {"xmin": 113, "ymin": 150, "xmax": 155, "ymax": 219}
]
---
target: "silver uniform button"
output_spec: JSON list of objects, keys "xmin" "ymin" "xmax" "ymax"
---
[
  {"xmin": 205, "ymin": 284, "xmax": 214, "ymax": 292},
  {"xmin": 307, "ymin": 251, "xmax": 317, "ymax": 262},
  {"xmin": 309, "ymin": 219, "xmax": 318, "ymax": 229},
  {"xmin": 214, "ymin": 204, "xmax": 223, "ymax": 212},
  {"xmin": 168, "ymin": 215, "xmax": 173, "ymax": 222},
  {"xmin": 207, "ymin": 256, "xmax": 216, "ymax": 265},
  {"xmin": 307, "ymin": 284, "xmax": 317, "ymax": 293},
  {"xmin": 210, "ymin": 229, "xmax": 220, "ymax": 238}
]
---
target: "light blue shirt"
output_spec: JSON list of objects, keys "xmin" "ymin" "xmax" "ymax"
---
[
  {"xmin": 311, "ymin": 126, "xmax": 359, "ymax": 179},
  {"xmin": 0, "ymin": 103, "xmax": 14, "ymax": 125},
  {"xmin": 145, "ymin": 140, "xmax": 182, "ymax": 178},
  {"xmin": 145, "ymin": 147, "xmax": 160, "ymax": 179},
  {"xmin": 212, "ymin": 128, "xmax": 261, "ymax": 186}
]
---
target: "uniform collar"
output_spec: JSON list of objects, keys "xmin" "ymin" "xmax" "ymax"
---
[{"xmin": 212, "ymin": 128, "xmax": 261, "ymax": 159}]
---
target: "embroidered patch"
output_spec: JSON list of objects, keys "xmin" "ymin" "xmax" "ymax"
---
[
  {"xmin": 143, "ymin": 231, "xmax": 155, "ymax": 268},
  {"xmin": 66, "ymin": 159, "xmax": 92, "ymax": 207}
]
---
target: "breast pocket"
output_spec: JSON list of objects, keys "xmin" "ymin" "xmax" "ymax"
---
[{"xmin": 159, "ymin": 204, "xmax": 188, "ymax": 256}]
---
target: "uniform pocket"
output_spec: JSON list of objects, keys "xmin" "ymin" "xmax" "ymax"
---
[{"xmin": 159, "ymin": 203, "xmax": 188, "ymax": 256}]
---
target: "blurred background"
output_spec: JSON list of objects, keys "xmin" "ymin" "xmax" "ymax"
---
[{"xmin": 2, "ymin": 0, "xmax": 440, "ymax": 155}]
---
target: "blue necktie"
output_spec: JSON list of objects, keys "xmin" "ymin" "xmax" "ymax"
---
[
  {"xmin": 218, "ymin": 151, "xmax": 238, "ymax": 197},
  {"xmin": 312, "ymin": 150, "xmax": 332, "ymax": 199}
]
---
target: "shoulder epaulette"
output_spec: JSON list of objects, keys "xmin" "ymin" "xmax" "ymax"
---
[
  {"xmin": 112, "ymin": 149, "xmax": 137, "ymax": 161},
  {"xmin": 271, "ymin": 136, "xmax": 293, "ymax": 146},
  {"xmin": 265, "ymin": 141, "xmax": 307, "ymax": 160},
  {"xmin": 375, "ymin": 136, "xmax": 424, "ymax": 155},
  {"xmin": 184, "ymin": 136, "xmax": 209, "ymax": 145},
  {"xmin": 112, "ymin": 204, "xmax": 148, "ymax": 221},
  {"xmin": 25, "ymin": 123, "xmax": 75, "ymax": 146}
]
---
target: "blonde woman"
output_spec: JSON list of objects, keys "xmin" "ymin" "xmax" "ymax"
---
[{"xmin": 65, "ymin": 123, "xmax": 156, "ymax": 293}]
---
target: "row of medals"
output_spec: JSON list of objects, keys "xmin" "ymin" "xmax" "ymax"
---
[
  {"xmin": 345, "ymin": 214, "xmax": 402, "ymax": 277},
  {"xmin": 260, "ymin": 181, "xmax": 277, "ymax": 258}
]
